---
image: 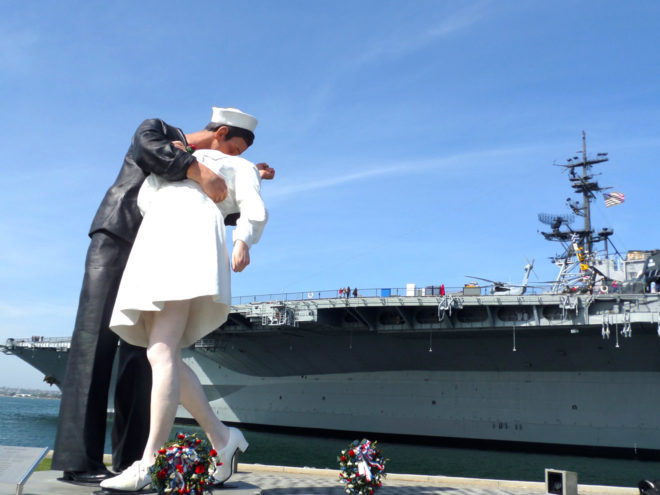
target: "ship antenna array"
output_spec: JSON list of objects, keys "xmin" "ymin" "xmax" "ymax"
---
[
  {"xmin": 538, "ymin": 132, "xmax": 611, "ymax": 293},
  {"xmin": 564, "ymin": 130, "xmax": 609, "ymax": 254},
  {"xmin": 541, "ymin": 131, "xmax": 609, "ymax": 255}
]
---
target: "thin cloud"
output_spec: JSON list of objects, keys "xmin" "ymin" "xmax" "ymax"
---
[
  {"xmin": 268, "ymin": 164, "xmax": 411, "ymax": 198},
  {"xmin": 268, "ymin": 142, "xmax": 541, "ymax": 200},
  {"xmin": 356, "ymin": 2, "xmax": 490, "ymax": 65},
  {"xmin": 290, "ymin": 2, "xmax": 491, "ymax": 135},
  {"xmin": 426, "ymin": 1, "xmax": 490, "ymax": 38}
]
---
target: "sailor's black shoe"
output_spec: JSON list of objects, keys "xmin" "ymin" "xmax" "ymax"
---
[{"xmin": 61, "ymin": 468, "xmax": 114, "ymax": 484}]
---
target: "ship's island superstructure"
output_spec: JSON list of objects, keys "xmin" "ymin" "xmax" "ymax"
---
[{"xmin": 3, "ymin": 133, "xmax": 660, "ymax": 454}]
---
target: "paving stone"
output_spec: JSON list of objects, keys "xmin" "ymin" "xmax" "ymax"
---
[{"xmin": 4, "ymin": 466, "xmax": 636, "ymax": 495}]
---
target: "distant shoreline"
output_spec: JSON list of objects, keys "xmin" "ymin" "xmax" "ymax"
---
[
  {"xmin": 0, "ymin": 394, "xmax": 60, "ymax": 400},
  {"xmin": 0, "ymin": 388, "xmax": 61, "ymax": 400}
]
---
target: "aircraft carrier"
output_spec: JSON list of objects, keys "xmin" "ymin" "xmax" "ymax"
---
[{"xmin": 3, "ymin": 133, "xmax": 660, "ymax": 454}]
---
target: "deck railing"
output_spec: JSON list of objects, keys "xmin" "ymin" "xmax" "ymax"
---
[
  {"xmin": 3, "ymin": 336, "xmax": 72, "ymax": 350},
  {"xmin": 2, "ymin": 287, "xmax": 560, "ymax": 349},
  {"xmin": 230, "ymin": 284, "xmax": 552, "ymax": 305}
]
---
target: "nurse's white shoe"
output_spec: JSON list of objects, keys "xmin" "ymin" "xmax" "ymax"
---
[
  {"xmin": 99, "ymin": 460, "xmax": 150, "ymax": 492},
  {"xmin": 210, "ymin": 427, "xmax": 249, "ymax": 485}
]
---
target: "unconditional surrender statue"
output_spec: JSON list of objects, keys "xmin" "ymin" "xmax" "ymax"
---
[
  {"xmin": 53, "ymin": 107, "xmax": 273, "ymax": 485},
  {"xmin": 100, "ymin": 107, "xmax": 267, "ymax": 491}
]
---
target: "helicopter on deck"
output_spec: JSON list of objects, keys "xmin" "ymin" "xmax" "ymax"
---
[{"xmin": 465, "ymin": 260, "xmax": 535, "ymax": 296}]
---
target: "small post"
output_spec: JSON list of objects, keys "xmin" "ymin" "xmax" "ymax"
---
[{"xmin": 545, "ymin": 468, "xmax": 578, "ymax": 495}]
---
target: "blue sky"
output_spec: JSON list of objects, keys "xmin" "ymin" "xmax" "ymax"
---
[{"xmin": 1, "ymin": 1, "xmax": 659, "ymax": 388}]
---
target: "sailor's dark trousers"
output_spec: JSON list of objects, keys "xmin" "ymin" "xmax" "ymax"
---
[{"xmin": 52, "ymin": 231, "xmax": 152, "ymax": 473}]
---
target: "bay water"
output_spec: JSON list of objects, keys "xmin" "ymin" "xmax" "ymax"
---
[{"xmin": 1, "ymin": 395, "xmax": 657, "ymax": 487}]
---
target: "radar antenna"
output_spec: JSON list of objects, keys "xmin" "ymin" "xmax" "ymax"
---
[
  {"xmin": 538, "ymin": 213, "xmax": 575, "ymax": 229},
  {"xmin": 538, "ymin": 132, "xmax": 613, "ymax": 293},
  {"xmin": 538, "ymin": 213, "xmax": 576, "ymax": 242}
]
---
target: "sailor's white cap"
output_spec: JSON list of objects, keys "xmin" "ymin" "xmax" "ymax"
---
[{"xmin": 210, "ymin": 107, "xmax": 258, "ymax": 132}]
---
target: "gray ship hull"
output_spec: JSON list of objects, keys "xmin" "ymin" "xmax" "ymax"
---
[
  {"xmin": 198, "ymin": 365, "xmax": 660, "ymax": 452},
  {"xmin": 7, "ymin": 293, "xmax": 660, "ymax": 454},
  {"xmin": 192, "ymin": 294, "xmax": 660, "ymax": 452}
]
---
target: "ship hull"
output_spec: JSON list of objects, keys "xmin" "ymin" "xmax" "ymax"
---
[
  {"xmin": 5, "ymin": 294, "xmax": 660, "ymax": 453},
  {"xmin": 190, "ymin": 320, "xmax": 660, "ymax": 452},
  {"xmin": 8, "ymin": 344, "xmax": 659, "ymax": 452},
  {"xmin": 195, "ymin": 365, "xmax": 660, "ymax": 452}
]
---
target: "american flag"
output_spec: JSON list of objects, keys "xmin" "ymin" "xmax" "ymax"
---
[{"xmin": 604, "ymin": 191, "xmax": 625, "ymax": 207}]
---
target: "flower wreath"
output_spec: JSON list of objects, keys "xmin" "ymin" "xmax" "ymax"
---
[
  {"xmin": 150, "ymin": 432, "xmax": 218, "ymax": 494},
  {"xmin": 338, "ymin": 439, "xmax": 387, "ymax": 495}
]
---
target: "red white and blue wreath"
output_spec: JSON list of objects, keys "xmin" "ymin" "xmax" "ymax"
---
[
  {"xmin": 338, "ymin": 439, "xmax": 387, "ymax": 495},
  {"xmin": 150, "ymin": 432, "xmax": 217, "ymax": 494}
]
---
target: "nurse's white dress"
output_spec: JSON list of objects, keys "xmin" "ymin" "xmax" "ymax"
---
[{"xmin": 109, "ymin": 150, "xmax": 267, "ymax": 348}]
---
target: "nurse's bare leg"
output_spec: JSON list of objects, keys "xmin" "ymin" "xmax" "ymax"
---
[
  {"xmin": 141, "ymin": 300, "xmax": 190, "ymax": 465},
  {"xmin": 178, "ymin": 356, "xmax": 230, "ymax": 450}
]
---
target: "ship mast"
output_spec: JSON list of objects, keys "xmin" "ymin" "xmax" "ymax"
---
[
  {"xmin": 562, "ymin": 131, "xmax": 609, "ymax": 256},
  {"xmin": 538, "ymin": 132, "xmax": 610, "ymax": 292},
  {"xmin": 581, "ymin": 131, "xmax": 593, "ymax": 254}
]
